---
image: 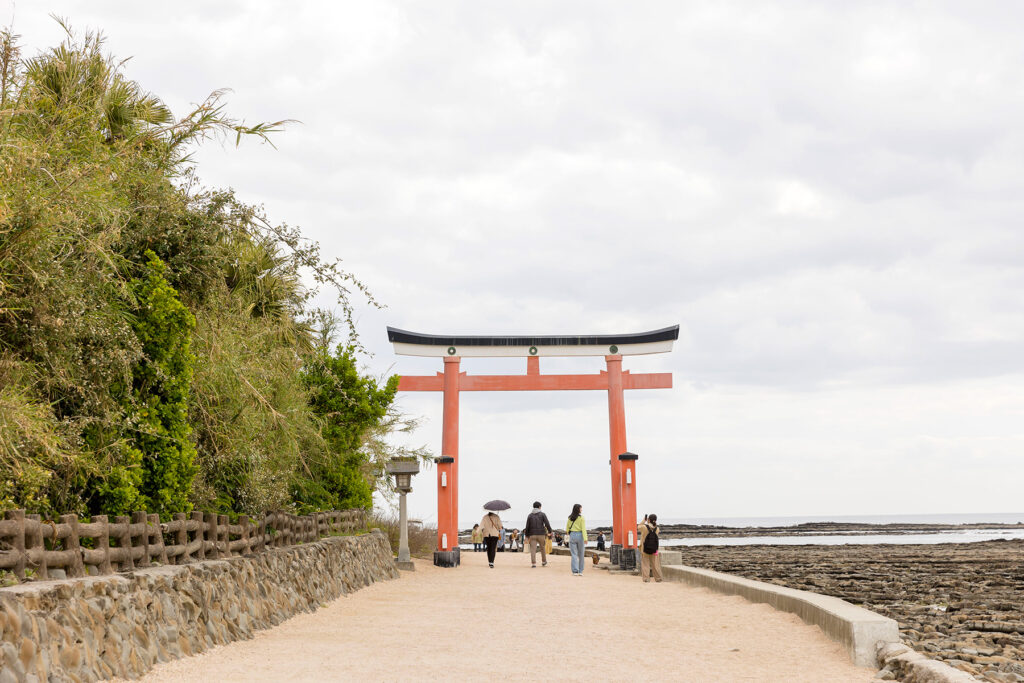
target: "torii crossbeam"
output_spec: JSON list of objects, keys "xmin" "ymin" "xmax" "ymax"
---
[{"xmin": 388, "ymin": 325, "xmax": 677, "ymax": 567}]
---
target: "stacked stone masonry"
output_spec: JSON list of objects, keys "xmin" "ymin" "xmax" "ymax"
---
[{"xmin": 0, "ymin": 532, "xmax": 398, "ymax": 682}]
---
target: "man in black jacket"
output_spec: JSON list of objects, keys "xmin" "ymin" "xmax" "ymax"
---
[{"xmin": 523, "ymin": 501, "xmax": 553, "ymax": 567}]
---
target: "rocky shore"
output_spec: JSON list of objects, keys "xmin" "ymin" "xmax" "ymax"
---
[
  {"xmin": 674, "ymin": 540, "xmax": 1024, "ymax": 682},
  {"xmin": 593, "ymin": 520, "xmax": 1024, "ymax": 539}
]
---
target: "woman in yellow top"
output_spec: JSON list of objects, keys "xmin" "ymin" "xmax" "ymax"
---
[{"xmin": 565, "ymin": 503, "xmax": 587, "ymax": 576}]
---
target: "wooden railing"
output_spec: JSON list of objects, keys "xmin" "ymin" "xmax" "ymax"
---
[{"xmin": 0, "ymin": 508, "xmax": 366, "ymax": 583}]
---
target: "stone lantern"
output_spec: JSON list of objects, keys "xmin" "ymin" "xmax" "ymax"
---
[{"xmin": 386, "ymin": 458, "xmax": 420, "ymax": 571}]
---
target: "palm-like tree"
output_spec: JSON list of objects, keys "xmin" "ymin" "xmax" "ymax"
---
[
  {"xmin": 224, "ymin": 236, "xmax": 314, "ymax": 352},
  {"xmin": 23, "ymin": 27, "xmax": 172, "ymax": 143}
]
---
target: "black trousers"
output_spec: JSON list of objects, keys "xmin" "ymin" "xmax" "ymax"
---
[{"xmin": 484, "ymin": 536, "xmax": 499, "ymax": 563}]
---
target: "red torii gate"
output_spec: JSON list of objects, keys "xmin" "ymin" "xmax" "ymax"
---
[{"xmin": 388, "ymin": 325, "xmax": 677, "ymax": 567}]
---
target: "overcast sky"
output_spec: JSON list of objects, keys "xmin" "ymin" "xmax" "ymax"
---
[{"xmin": 7, "ymin": 1, "xmax": 1024, "ymax": 526}]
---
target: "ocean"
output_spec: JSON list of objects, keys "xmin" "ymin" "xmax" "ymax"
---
[
  {"xmin": 585, "ymin": 512, "xmax": 1024, "ymax": 527},
  {"xmin": 461, "ymin": 512, "xmax": 1024, "ymax": 548},
  {"xmin": 586, "ymin": 512, "xmax": 1024, "ymax": 547}
]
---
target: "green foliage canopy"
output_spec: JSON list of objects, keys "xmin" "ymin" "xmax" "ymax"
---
[{"xmin": 0, "ymin": 24, "xmax": 428, "ymax": 518}]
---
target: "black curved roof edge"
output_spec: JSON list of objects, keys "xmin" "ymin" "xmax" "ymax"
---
[{"xmin": 386, "ymin": 325, "xmax": 679, "ymax": 347}]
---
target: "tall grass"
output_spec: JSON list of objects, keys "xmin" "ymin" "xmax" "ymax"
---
[{"xmin": 366, "ymin": 510, "xmax": 436, "ymax": 559}]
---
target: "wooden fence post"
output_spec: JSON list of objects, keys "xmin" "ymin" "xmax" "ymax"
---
[
  {"xmin": 239, "ymin": 515, "xmax": 250, "ymax": 555},
  {"xmin": 149, "ymin": 514, "xmax": 167, "ymax": 565},
  {"xmin": 173, "ymin": 513, "xmax": 187, "ymax": 564},
  {"xmin": 94, "ymin": 515, "xmax": 112, "ymax": 575},
  {"xmin": 259, "ymin": 513, "xmax": 267, "ymax": 553},
  {"xmin": 192, "ymin": 511, "xmax": 206, "ymax": 561},
  {"xmin": 132, "ymin": 511, "xmax": 149, "ymax": 568},
  {"xmin": 6, "ymin": 510, "xmax": 26, "ymax": 581},
  {"xmin": 218, "ymin": 515, "xmax": 229, "ymax": 557},
  {"xmin": 27, "ymin": 513, "xmax": 48, "ymax": 580},
  {"xmin": 204, "ymin": 513, "xmax": 219, "ymax": 559},
  {"xmin": 115, "ymin": 515, "xmax": 133, "ymax": 571},
  {"xmin": 61, "ymin": 514, "xmax": 85, "ymax": 578}
]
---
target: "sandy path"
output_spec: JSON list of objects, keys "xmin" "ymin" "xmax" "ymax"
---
[{"xmin": 135, "ymin": 551, "xmax": 877, "ymax": 682}]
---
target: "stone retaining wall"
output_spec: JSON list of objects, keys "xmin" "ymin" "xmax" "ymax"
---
[{"xmin": 0, "ymin": 531, "xmax": 398, "ymax": 682}]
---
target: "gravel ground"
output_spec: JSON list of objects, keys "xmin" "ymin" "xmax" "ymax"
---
[{"xmin": 132, "ymin": 550, "xmax": 875, "ymax": 682}]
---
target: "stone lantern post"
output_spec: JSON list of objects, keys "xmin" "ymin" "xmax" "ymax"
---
[{"xmin": 386, "ymin": 458, "xmax": 420, "ymax": 571}]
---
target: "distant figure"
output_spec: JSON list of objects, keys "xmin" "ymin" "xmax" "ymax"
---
[
  {"xmin": 639, "ymin": 513, "xmax": 662, "ymax": 583},
  {"xmin": 596, "ymin": 531, "xmax": 606, "ymax": 552},
  {"xmin": 514, "ymin": 529, "xmax": 524, "ymax": 552},
  {"xmin": 480, "ymin": 510, "xmax": 503, "ymax": 568},
  {"xmin": 524, "ymin": 501, "xmax": 553, "ymax": 568},
  {"xmin": 471, "ymin": 524, "xmax": 483, "ymax": 552},
  {"xmin": 498, "ymin": 525, "xmax": 506, "ymax": 552},
  {"xmin": 565, "ymin": 503, "xmax": 587, "ymax": 576}
]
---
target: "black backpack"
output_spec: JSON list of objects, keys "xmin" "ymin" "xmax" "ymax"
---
[{"xmin": 642, "ymin": 524, "xmax": 659, "ymax": 554}]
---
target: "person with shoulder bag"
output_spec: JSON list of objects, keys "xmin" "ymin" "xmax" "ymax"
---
[
  {"xmin": 565, "ymin": 503, "xmax": 588, "ymax": 576},
  {"xmin": 638, "ymin": 513, "xmax": 662, "ymax": 583},
  {"xmin": 523, "ymin": 501, "xmax": 553, "ymax": 568}
]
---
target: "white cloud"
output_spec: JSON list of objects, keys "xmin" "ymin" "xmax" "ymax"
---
[{"xmin": 7, "ymin": 0, "xmax": 1024, "ymax": 524}]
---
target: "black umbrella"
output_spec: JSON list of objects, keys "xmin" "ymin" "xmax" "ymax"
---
[{"xmin": 483, "ymin": 499, "xmax": 511, "ymax": 511}]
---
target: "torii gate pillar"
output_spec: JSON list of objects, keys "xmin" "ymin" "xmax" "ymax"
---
[
  {"xmin": 606, "ymin": 355, "xmax": 631, "ymax": 547},
  {"xmin": 437, "ymin": 356, "xmax": 460, "ymax": 551},
  {"xmin": 388, "ymin": 325, "xmax": 678, "ymax": 568}
]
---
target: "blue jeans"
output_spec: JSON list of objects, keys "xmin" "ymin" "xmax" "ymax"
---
[{"xmin": 569, "ymin": 531, "xmax": 585, "ymax": 574}]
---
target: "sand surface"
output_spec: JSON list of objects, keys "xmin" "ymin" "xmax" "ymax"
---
[{"xmin": 135, "ymin": 550, "xmax": 878, "ymax": 682}]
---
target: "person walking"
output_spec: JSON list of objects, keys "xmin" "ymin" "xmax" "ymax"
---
[
  {"xmin": 480, "ymin": 510, "xmax": 503, "ymax": 568},
  {"xmin": 471, "ymin": 524, "xmax": 483, "ymax": 552},
  {"xmin": 523, "ymin": 501, "xmax": 553, "ymax": 568},
  {"xmin": 565, "ymin": 503, "xmax": 587, "ymax": 576},
  {"xmin": 639, "ymin": 513, "xmax": 663, "ymax": 583}
]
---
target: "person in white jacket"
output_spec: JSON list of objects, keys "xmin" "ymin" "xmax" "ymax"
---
[{"xmin": 479, "ymin": 511, "xmax": 503, "ymax": 568}]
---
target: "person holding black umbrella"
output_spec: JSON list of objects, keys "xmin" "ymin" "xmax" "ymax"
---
[{"xmin": 480, "ymin": 500, "xmax": 508, "ymax": 568}]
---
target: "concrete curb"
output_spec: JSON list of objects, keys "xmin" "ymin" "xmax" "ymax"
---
[{"xmin": 661, "ymin": 564, "xmax": 899, "ymax": 667}]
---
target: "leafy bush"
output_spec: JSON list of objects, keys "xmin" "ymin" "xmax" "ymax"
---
[{"xmin": 298, "ymin": 345, "xmax": 399, "ymax": 511}]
